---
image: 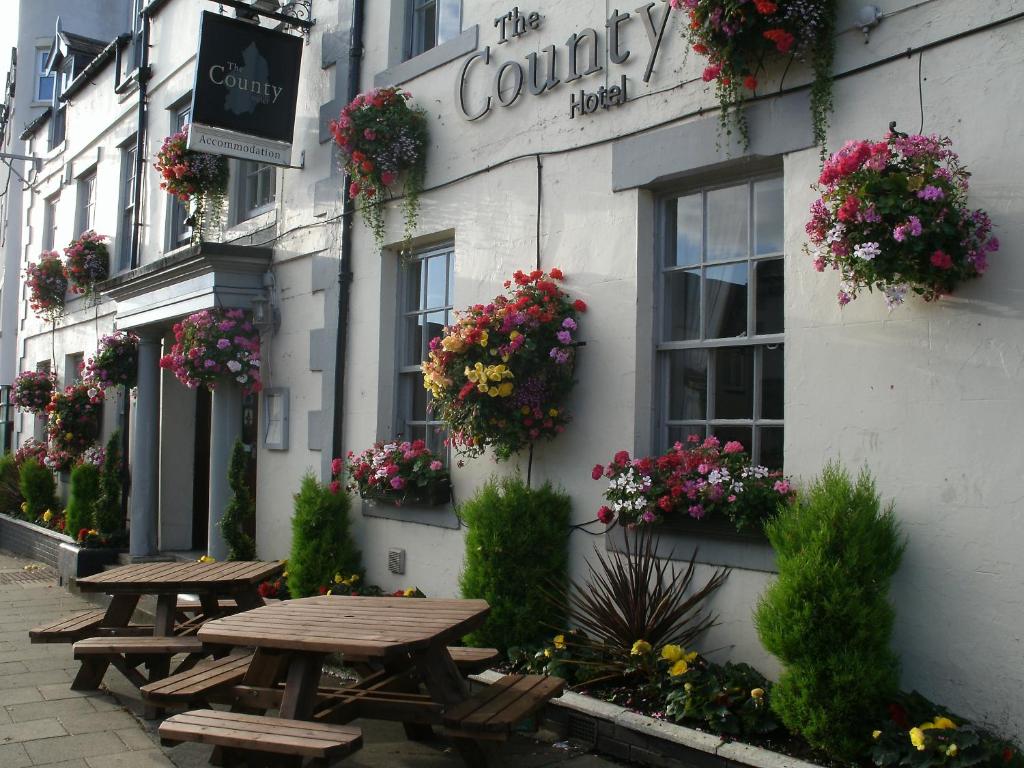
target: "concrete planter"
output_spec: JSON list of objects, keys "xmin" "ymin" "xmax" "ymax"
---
[
  {"xmin": 56, "ymin": 542, "xmax": 122, "ymax": 585},
  {"xmin": 0, "ymin": 512, "xmax": 75, "ymax": 569},
  {"xmin": 472, "ymin": 670, "xmax": 821, "ymax": 768}
]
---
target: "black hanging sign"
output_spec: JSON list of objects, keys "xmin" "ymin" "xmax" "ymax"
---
[{"xmin": 187, "ymin": 11, "xmax": 303, "ymax": 166}]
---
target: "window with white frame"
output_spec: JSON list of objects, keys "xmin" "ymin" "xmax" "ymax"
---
[
  {"xmin": 404, "ymin": 0, "xmax": 462, "ymax": 61},
  {"xmin": 118, "ymin": 142, "xmax": 137, "ymax": 271},
  {"xmin": 76, "ymin": 172, "xmax": 96, "ymax": 235},
  {"xmin": 42, "ymin": 194, "xmax": 59, "ymax": 251},
  {"xmin": 396, "ymin": 244, "xmax": 454, "ymax": 457},
  {"xmin": 35, "ymin": 49, "xmax": 55, "ymax": 102},
  {"xmin": 235, "ymin": 160, "xmax": 276, "ymax": 223},
  {"xmin": 168, "ymin": 102, "xmax": 191, "ymax": 248},
  {"xmin": 656, "ymin": 174, "xmax": 784, "ymax": 469}
]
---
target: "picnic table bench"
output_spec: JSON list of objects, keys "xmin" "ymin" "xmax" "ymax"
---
[{"xmin": 154, "ymin": 596, "xmax": 562, "ymax": 767}]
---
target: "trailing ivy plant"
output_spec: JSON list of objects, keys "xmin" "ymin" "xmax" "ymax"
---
[{"xmin": 220, "ymin": 440, "xmax": 256, "ymax": 561}]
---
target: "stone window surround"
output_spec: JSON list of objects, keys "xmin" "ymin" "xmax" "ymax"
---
[{"xmin": 374, "ymin": 0, "xmax": 478, "ymax": 88}]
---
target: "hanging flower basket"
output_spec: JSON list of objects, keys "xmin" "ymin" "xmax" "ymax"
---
[
  {"xmin": 593, "ymin": 435, "xmax": 794, "ymax": 533},
  {"xmin": 806, "ymin": 131, "xmax": 1000, "ymax": 308},
  {"xmin": 46, "ymin": 383, "xmax": 105, "ymax": 457},
  {"xmin": 158, "ymin": 308, "xmax": 261, "ymax": 395},
  {"xmin": 423, "ymin": 268, "xmax": 586, "ymax": 461},
  {"xmin": 83, "ymin": 330, "xmax": 139, "ymax": 389},
  {"xmin": 344, "ymin": 441, "xmax": 451, "ymax": 507},
  {"xmin": 12, "ymin": 370, "xmax": 56, "ymax": 414},
  {"xmin": 329, "ymin": 87, "xmax": 428, "ymax": 249},
  {"xmin": 673, "ymin": 0, "xmax": 837, "ymax": 150},
  {"xmin": 154, "ymin": 126, "xmax": 229, "ymax": 244},
  {"xmin": 25, "ymin": 252, "xmax": 68, "ymax": 321},
  {"xmin": 64, "ymin": 230, "xmax": 110, "ymax": 299}
]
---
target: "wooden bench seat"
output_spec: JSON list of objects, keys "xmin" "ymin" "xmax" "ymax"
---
[
  {"xmin": 448, "ymin": 647, "xmax": 500, "ymax": 674},
  {"xmin": 140, "ymin": 651, "xmax": 253, "ymax": 705},
  {"xmin": 29, "ymin": 610, "xmax": 154, "ymax": 644},
  {"xmin": 74, "ymin": 636, "xmax": 205, "ymax": 656},
  {"xmin": 72, "ymin": 636, "xmax": 212, "ymax": 702},
  {"xmin": 443, "ymin": 674, "xmax": 565, "ymax": 740},
  {"xmin": 160, "ymin": 709, "xmax": 362, "ymax": 766}
]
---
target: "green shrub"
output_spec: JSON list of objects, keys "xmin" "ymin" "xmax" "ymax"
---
[
  {"xmin": 459, "ymin": 475, "xmax": 570, "ymax": 653},
  {"xmin": 94, "ymin": 431, "xmax": 124, "ymax": 534},
  {"xmin": 0, "ymin": 452, "xmax": 23, "ymax": 516},
  {"xmin": 66, "ymin": 463, "xmax": 101, "ymax": 540},
  {"xmin": 220, "ymin": 440, "xmax": 256, "ymax": 560},
  {"xmin": 287, "ymin": 473, "xmax": 361, "ymax": 598},
  {"xmin": 19, "ymin": 458, "xmax": 56, "ymax": 520},
  {"xmin": 754, "ymin": 463, "xmax": 905, "ymax": 761}
]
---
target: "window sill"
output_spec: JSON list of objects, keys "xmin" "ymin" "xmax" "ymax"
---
[
  {"xmin": 374, "ymin": 25, "xmax": 479, "ymax": 88},
  {"xmin": 44, "ymin": 141, "xmax": 66, "ymax": 161},
  {"xmin": 605, "ymin": 518, "xmax": 776, "ymax": 573},
  {"xmin": 360, "ymin": 497, "xmax": 460, "ymax": 530},
  {"xmin": 225, "ymin": 208, "xmax": 277, "ymax": 243}
]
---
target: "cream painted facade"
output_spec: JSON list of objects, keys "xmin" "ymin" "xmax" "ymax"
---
[{"xmin": 7, "ymin": 0, "xmax": 1024, "ymax": 739}]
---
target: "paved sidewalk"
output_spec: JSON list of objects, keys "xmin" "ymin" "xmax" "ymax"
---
[{"xmin": 0, "ymin": 551, "xmax": 619, "ymax": 767}]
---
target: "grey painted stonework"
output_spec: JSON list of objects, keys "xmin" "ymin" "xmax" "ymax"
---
[
  {"xmin": 373, "ymin": 26, "xmax": 479, "ymax": 88},
  {"xmin": 307, "ymin": 410, "xmax": 322, "ymax": 451},
  {"xmin": 360, "ymin": 500, "xmax": 461, "ymax": 530},
  {"xmin": 611, "ymin": 91, "xmax": 815, "ymax": 191},
  {"xmin": 606, "ymin": 523, "xmax": 776, "ymax": 573}
]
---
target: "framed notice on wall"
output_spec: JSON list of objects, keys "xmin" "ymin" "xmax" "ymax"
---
[{"xmin": 187, "ymin": 11, "xmax": 303, "ymax": 167}]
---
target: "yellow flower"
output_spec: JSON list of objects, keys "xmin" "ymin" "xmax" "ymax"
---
[
  {"xmin": 548, "ymin": 408, "xmax": 559, "ymax": 417},
  {"xmin": 630, "ymin": 639, "xmax": 652, "ymax": 656},
  {"xmin": 198, "ymin": 555, "xmax": 216, "ymax": 563},
  {"xmin": 65, "ymin": 432, "xmax": 73, "ymax": 441},
  {"xmin": 543, "ymin": 648, "xmax": 553, "ymax": 658},
  {"xmin": 520, "ymin": 406, "xmax": 530, "ymax": 415},
  {"xmin": 947, "ymin": 744, "xmax": 958, "ymax": 757},
  {"xmin": 333, "ymin": 573, "xmax": 343, "ymax": 584},
  {"xmin": 872, "ymin": 730, "xmax": 882, "ymax": 740},
  {"xmin": 509, "ymin": 330, "xmax": 521, "ymax": 340},
  {"xmin": 282, "ymin": 571, "xmax": 288, "ymax": 578},
  {"xmin": 20, "ymin": 501, "xmax": 27, "ymax": 512},
  {"xmin": 932, "ymin": 717, "xmax": 956, "ymax": 730},
  {"xmin": 487, "ymin": 387, "xmax": 500, "ymax": 397},
  {"xmin": 441, "ymin": 336, "xmax": 465, "ymax": 353},
  {"xmin": 42, "ymin": 510, "xmax": 53, "ymax": 522},
  {"xmin": 750, "ymin": 688, "xmax": 765, "ymax": 700},
  {"xmin": 668, "ymin": 659, "xmax": 689, "ymax": 677},
  {"xmin": 465, "ymin": 362, "xmax": 486, "ymax": 383},
  {"xmin": 497, "ymin": 382, "xmax": 514, "ymax": 397},
  {"xmin": 909, "ymin": 728, "xmax": 927, "ymax": 751},
  {"xmin": 684, "ymin": 650, "xmax": 699, "ymax": 663},
  {"xmin": 553, "ymin": 634, "xmax": 566, "ymax": 650},
  {"xmin": 403, "ymin": 587, "xmax": 417, "ymax": 597},
  {"xmin": 683, "ymin": 682, "xmax": 693, "ymax": 692},
  {"xmin": 479, "ymin": 331, "xmax": 489, "ymax": 347},
  {"xmin": 349, "ymin": 574, "xmax": 360, "ymax": 584},
  {"xmin": 660, "ymin": 644, "xmax": 684, "ymax": 663}
]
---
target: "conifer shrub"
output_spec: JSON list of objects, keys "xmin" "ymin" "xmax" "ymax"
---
[
  {"xmin": 754, "ymin": 462, "xmax": 905, "ymax": 761},
  {"xmin": 94, "ymin": 431, "xmax": 125, "ymax": 534},
  {"xmin": 0, "ymin": 452, "xmax": 23, "ymax": 516},
  {"xmin": 19, "ymin": 457, "xmax": 56, "ymax": 519},
  {"xmin": 220, "ymin": 440, "xmax": 256, "ymax": 560},
  {"xmin": 459, "ymin": 475, "xmax": 570, "ymax": 653},
  {"xmin": 66, "ymin": 463, "xmax": 100, "ymax": 540},
  {"xmin": 287, "ymin": 473, "xmax": 361, "ymax": 598}
]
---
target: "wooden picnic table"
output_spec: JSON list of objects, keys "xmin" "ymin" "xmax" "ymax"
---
[
  {"xmin": 72, "ymin": 560, "xmax": 284, "ymax": 698},
  {"xmin": 197, "ymin": 595, "xmax": 493, "ymax": 765}
]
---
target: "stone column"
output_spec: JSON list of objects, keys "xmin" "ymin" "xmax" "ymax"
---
[
  {"xmin": 129, "ymin": 333, "xmax": 161, "ymax": 558},
  {"xmin": 207, "ymin": 382, "xmax": 242, "ymax": 561}
]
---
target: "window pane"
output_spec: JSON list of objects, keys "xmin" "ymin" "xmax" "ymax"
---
[
  {"xmin": 437, "ymin": 0, "xmax": 461, "ymax": 43},
  {"xmin": 754, "ymin": 177, "xmax": 784, "ymax": 255},
  {"xmin": 426, "ymin": 425, "xmax": 449, "ymax": 459},
  {"xmin": 402, "ymin": 316, "xmax": 423, "ymax": 366},
  {"xmin": 706, "ymin": 184, "xmax": 748, "ymax": 262},
  {"xmin": 668, "ymin": 425, "xmax": 705, "ymax": 447},
  {"xmin": 755, "ymin": 258, "xmax": 784, "ymax": 335},
  {"xmin": 673, "ymin": 193, "xmax": 701, "ymax": 267},
  {"xmin": 705, "ymin": 263, "xmax": 747, "ymax": 339},
  {"xmin": 714, "ymin": 347, "xmax": 753, "ymax": 419},
  {"xmin": 404, "ymin": 262, "xmax": 422, "ymax": 312},
  {"xmin": 664, "ymin": 269, "xmax": 700, "ymax": 341},
  {"xmin": 424, "ymin": 311, "xmax": 445, "ymax": 359},
  {"xmin": 762, "ymin": 345, "xmax": 784, "ymax": 420},
  {"xmin": 667, "ymin": 349, "xmax": 707, "ymax": 421},
  {"xmin": 425, "ymin": 255, "xmax": 446, "ymax": 309},
  {"xmin": 712, "ymin": 425, "xmax": 752, "ymax": 455},
  {"xmin": 447, "ymin": 254, "xmax": 454, "ymax": 303},
  {"xmin": 401, "ymin": 372, "xmax": 428, "ymax": 422},
  {"xmin": 404, "ymin": 424, "xmax": 427, "ymax": 444},
  {"xmin": 759, "ymin": 427, "xmax": 784, "ymax": 470}
]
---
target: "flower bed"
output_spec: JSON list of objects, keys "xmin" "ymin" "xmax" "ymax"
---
[
  {"xmin": 84, "ymin": 330, "xmax": 139, "ymax": 389},
  {"xmin": 12, "ymin": 370, "xmax": 56, "ymax": 414},
  {"xmin": 154, "ymin": 126, "xmax": 229, "ymax": 241},
  {"xmin": 330, "ymin": 86, "xmax": 428, "ymax": 248},
  {"xmin": 593, "ymin": 436, "xmax": 793, "ymax": 532},
  {"xmin": 25, "ymin": 252, "xmax": 67, "ymax": 320},
  {"xmin": 159, "ymin": 308, "xmax": 261, "ymax": 394},
  {"xmin": 64, "ymin": 230, "xmax": 110, "ymax": 298},
  {"xmin": 422, "ymin": 268, "xmax": 586, "ymax": 460},
  {"xmin": 673, "ymin": 0, "xmax": 837, "ymax": 150},
  {"xmin": 806, "ymin": 131, "xmax": 999, "ymax": 307},
  {"xmin": 344, "ymin": 440, "xmax": 450, "ymax": 506}
]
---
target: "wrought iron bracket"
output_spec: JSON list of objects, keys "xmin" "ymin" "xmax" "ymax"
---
[{"xmin": 216, "ymin": 0, "xmax": 315, "ymax": 38}]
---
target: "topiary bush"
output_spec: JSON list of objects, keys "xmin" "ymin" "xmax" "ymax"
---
[
  {"xmin": 459, "ymin": 475, "xmax": 570, "ymax": 653},
  {"xmin": 754, "ymin": 462, "xmax": 905, "ymax": 761},
  {"xmin": 19, "ymin": 457, "xmax": 56, "ymax": 520},
  {"xmin": 66, "ymin": 463, "xmax": 100, "ymax": 541},
  {"xmin": 220, "ymin": 440, "xmax": 255, "ymax": 560},
  {"xmin": 287, "ymin": 473, "xmax": 361, "ymax": 598},
  {"xmin": 0, "ymin": 452, "xmax": 23, "ymax": 516},
  {"xmin": 94, "ymin": 431, "xmax": 125, "ymax": 535}
]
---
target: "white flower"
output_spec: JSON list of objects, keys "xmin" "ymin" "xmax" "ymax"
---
[
  {"xmin": 883, "ymin": 282, "xmax": 909, "ymax": 310},
  {"xmin": 826, "ymin": 223, "xmax": 846, "ymax": 244},
  {"xmin": 226, "ymin": 360, "xmax": 242, "ymax": 373},
  {"xmin": 236, "ymin": 375, "xmax": 248, "ymax": 383},
  {"xmin": 853, "ymin": 242, "xmax": 881, "ymax": 261}
]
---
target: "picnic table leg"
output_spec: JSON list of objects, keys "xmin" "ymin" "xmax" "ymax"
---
[
  {"xmin": 232, "ymin": 588, "xmax": 264, "ymax": 612},
  {"xmin": 71, "ymin": 594, "xmax": 140, "ymax": 690},
  {"xmin": 210, "ymin": 648, "xmax": 291, "ymax": 766},
  {"xmin": 279, "ymin": 652, "xmax": 326, "ymax": 720},
  {"xmin": 412, "ymin": 645, "xmax": 490, "ymax": 768},
  {"xmin": 143, "ymin": 594, "xmax": 178, "ymax": 719},
  {"xmin": 367, "ymin": 656, "xmax": 436, "ymax": 743}
]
